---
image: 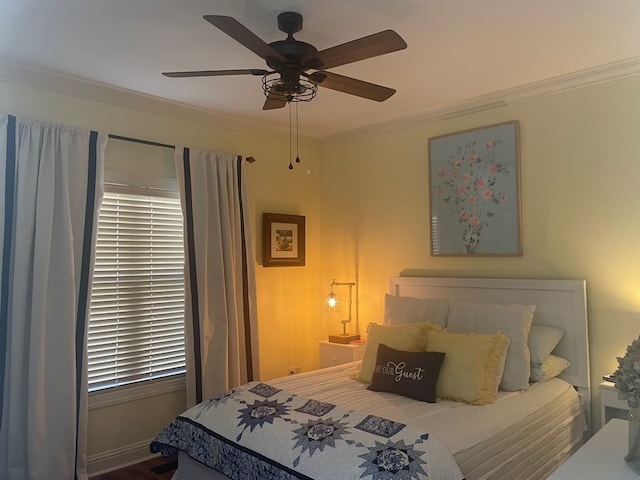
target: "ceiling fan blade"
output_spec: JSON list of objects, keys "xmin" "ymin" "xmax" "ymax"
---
[
  {"xmin": 162, "ymin": 69, "xmax": 269, "ymax": 78},
  {"xmin": 203, "ymin": 15, "xmax": 286, "ymax": 64},
  {"xmin": 314, "ymin": 30, "xmax": 407, "ymax": 70},
  {"xmin": 262, "ymin": 89, "xmax": 287, "ymax": 110},
  {"xmin": 313, "ymin": 71, "xmax": 396, "ymax": 102}
]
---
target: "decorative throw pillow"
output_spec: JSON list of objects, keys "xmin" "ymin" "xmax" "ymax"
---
[
  {"xmin": 367, "ymin": 344, "xmax": 445, "ymax": 403},
  {"xmin": 528, "ymin": 325, "xmax": 565, "ymax": 367},
  {"xmin": 530, "ymin": 355, "xmax": 571, "ymax": 382},
  {"xmin": 426, "ymin": 330, "xmax": 510, "ymax": 405},
  {"xmin": 383, "ymin": 293, "xmax": 450, "ymax": 328},
  {"xmin": 353, "ymin": 322, "xmax": 442, "ymax": 383},
  {"xmin": 446, "ymin": 301, "xmax": 535, "ymax": 391}
]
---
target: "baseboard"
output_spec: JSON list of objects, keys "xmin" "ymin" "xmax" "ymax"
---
[{"xmin": 87, "ymin": 438, "xmax": 156, "ymax": 477}]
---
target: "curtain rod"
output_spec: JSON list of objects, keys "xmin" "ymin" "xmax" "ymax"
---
[{"xmin": 107, "ymin": 134, "xmax": 256, "ymax": 163}]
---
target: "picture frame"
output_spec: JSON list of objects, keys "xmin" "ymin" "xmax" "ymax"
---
[
  {"xmin": 262, "ymin": 213, "xmax": 306, "ymax": 267},
  {"xmin": 428, "ymin": 120, "xmax": 522, "ymax": 256}
]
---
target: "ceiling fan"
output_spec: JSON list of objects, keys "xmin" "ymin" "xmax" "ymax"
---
[{"xmin": 162, "ymin": 12, "xmax": 407, "ymax": 110}]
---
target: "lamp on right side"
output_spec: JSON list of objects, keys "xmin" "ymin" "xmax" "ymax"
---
[{"xmin": 325, "ymin": 279, "xmax": 360, "ymax": 344}]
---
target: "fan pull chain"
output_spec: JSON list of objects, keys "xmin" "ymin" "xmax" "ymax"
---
[
  {"xmin": 288, "ymin": 102, "xmax": 293, "ymax": 170},
  {"xmin": 295, "ymin": 102, "xmax": 301, "ymax": 164}
]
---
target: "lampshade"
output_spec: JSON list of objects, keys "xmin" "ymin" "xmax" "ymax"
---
[{"xmin": 262, "ymin": 72, "xmax": 318, "ymax": 103}]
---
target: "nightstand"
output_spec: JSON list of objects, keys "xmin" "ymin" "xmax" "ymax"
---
[
  {"xmin": 548, "ymin": 419, "xmax": 636, "ymax": 478},
  {"xmin": 600, "ymin": 381, "xmax": 630, "ymax": 428},
  {"xmin": 319, "ymin": 340, "xmax": 366, "ymax": 368}
]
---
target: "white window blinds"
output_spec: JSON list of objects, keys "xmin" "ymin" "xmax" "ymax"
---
[{"xmin": 88, "ymin": 188, "xmax": 186, "ymax": 392}]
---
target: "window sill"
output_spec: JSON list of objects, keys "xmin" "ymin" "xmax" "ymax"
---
[{"xmin": 89, "ymin": 374, "xmax": 186, "ymax": 410}]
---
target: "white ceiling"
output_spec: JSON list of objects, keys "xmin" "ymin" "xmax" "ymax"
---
[{"xmin": 1, "ymin": 0, "xmax": 639, "ymax": 139}]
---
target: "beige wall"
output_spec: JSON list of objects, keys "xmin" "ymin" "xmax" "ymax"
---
[
  {"xmin": 319, "ymin": 75, "xmax": 640, "ymax": 429},
  {"xmin": 2, "ymin": 71, "xmax": 639, "ymax": 463}
]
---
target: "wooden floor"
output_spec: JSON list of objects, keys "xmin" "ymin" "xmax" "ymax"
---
[{"xmin": 91, "ymin": 455, "xmax": 177, "ymax": 480}]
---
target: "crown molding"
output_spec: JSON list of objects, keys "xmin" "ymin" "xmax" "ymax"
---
[
  {"xmin": 2, "ymin": 56, "xmax": 639, "ymax": 147},
  {"xmin": 321, "ymin": 55, "xmax": 640, "ymax": 146},
  {"xmin": 0, "ymin": 59, "xmax": 295, "ymax": 143}
]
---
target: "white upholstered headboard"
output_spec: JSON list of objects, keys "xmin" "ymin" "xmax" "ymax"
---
[{"xmin": 389, "ymin": 276, "xmax": 591, "ymax": 432}]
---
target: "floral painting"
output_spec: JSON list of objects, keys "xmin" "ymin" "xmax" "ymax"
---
[{"xmin": 428, "ymin": 121, "xmax": 521, "ymax": 256}]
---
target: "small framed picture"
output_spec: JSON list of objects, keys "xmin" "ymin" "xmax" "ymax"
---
[{"xmin": 262, "ymin": 213, "xmax": 305, "ymax": 267}]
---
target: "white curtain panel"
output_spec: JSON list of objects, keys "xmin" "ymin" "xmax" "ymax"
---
[
  {"xmin": 0, "ymin": 114, "xmax": 105, "ymax": 480},
  {"xmin": 175, "ymin": 148, "xmax": 259, "ymax": 407}
]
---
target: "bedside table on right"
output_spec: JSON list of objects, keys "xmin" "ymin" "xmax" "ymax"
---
[
  {"xmin": 548, "ymin": 419, "xmax": 636, "ymax": 478},
  {"xmin": 600, "ymin": 381, "xmax": 630, "ymax": 428}
]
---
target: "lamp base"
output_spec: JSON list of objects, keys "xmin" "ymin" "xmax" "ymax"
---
[{"xmin": 328, "ymin": 333, "xmax": 361, "ymax": 344}]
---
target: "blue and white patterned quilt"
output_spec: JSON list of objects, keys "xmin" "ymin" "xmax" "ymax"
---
[{"xmin": 150, "ymin": 382, "xmax": 464, "ymax": 480}]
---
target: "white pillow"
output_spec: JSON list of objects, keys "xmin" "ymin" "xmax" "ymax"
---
[
  {"xmin": 530, "ymin": 355, "xmax": 570, "ymax": 382},
  {"xmin": 383, "ymin": 293, "xmax": 449, "ymax": 327},
  {"xmin": 528, "ymin": 325, "xmax": 564, "ymax": 367},
  {"xmin": 446, "ymin": 301, "xmax": 535, "ymax": 391}
]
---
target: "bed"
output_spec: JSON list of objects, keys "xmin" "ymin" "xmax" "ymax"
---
[{"xmin": 151, "ymin": 276, "xmax": 591, "ymax": 480}]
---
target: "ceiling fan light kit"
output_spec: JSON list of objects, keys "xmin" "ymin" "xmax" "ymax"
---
[
  {"xmin": 163, "ymin": 11, "xmax": 407, "ymax": 167},
  {"xmin": 262, "ymin": 72, "xmax": 317, "ymax": 105}
]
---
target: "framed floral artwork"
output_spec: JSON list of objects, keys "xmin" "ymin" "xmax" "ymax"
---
[
  {"xmin": 262, "ymin": 212, "xmax": 306, "ymax": 267},
  {"xmin": 428, "ymin": 121, "xmax": 522, "ymax": 256}
]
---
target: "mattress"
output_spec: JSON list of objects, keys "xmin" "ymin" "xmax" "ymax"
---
[{"xmin": 170, "ymin": 361, "xmax": 586, "ymax": 480}]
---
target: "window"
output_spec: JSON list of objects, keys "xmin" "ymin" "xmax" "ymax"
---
[{"xmin": 88, "ymin": 187, "xmax": 185, "ymax": 392}]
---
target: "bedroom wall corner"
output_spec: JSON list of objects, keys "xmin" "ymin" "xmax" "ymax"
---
[{"xmin": 248, "ymin": 152, "xmax": 324, "ymax": 382}]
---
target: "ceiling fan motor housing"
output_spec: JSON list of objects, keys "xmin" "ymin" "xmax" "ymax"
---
[
  {"xmin": 268, "ymin": 40, "xmax": 320, "ymax": 69},
  {"xmin": 269, "ymin": 12, "xmax": 322, "ymax": 71}
]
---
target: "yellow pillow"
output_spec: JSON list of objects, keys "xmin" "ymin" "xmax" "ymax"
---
[
  {"xmin": 353, "ymin": 322, "xmax": 442, "ymax": 383},
  {"xmin": 426, "ymin": 330, "xmax": 510, "ymax": 405}
]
